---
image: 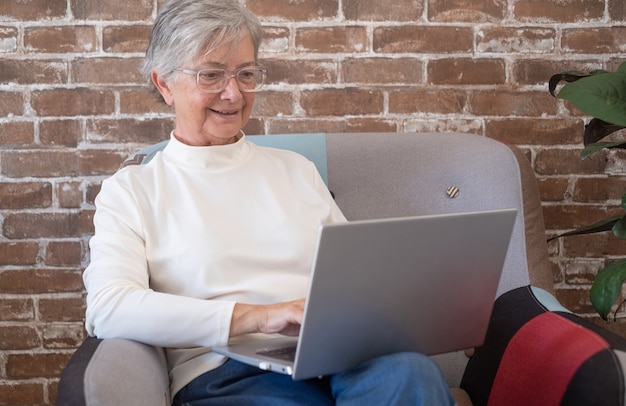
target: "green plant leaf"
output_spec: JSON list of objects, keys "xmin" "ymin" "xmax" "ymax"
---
[
  {"xmin": 613, "ymin": 216, "xmax": 626, "ymax": 239},
  {"xmin": 583, "ymin": 119, "xmax": 626, "ymax": 146},
  {"xmin": 581, "ymin": 141, "xmax": 626, "ymax": 159},
  {"xmin": 547, "ymin": 214, "xmax": 622, "ymax": 241},
  {"xmin": 557, "ymin": 71, "xmax": 626, "ymax": 126},
  {"xmin": 590, "ymin": 259, "xmax": 626, "ymax": 320}
]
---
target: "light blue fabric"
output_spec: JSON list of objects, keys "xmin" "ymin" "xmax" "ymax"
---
[
  {"xmin": 531, "ymin": 286, "xmax": 572, "ymax": 313},
  {"xmin": 172, "ymin": 353, "xmax": 454, "ymax": 405},
  {"xmin": 248, "ymin": 133, "xmax": 328, "ymax": 186}
]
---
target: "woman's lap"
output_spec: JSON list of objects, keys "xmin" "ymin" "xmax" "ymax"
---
[{"xmin": 173, "ymin": 352, "xmax": 454, "ymax": 406}]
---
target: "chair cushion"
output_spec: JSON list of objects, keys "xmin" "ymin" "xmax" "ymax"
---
[{"xmin": 461, "ymin": 286, "xmax": 626, "ymax": 405}]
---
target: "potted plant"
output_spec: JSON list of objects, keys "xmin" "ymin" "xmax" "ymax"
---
[{"xmin": 549, "ymin": 61, "xmax": 626, "ymax": 320}]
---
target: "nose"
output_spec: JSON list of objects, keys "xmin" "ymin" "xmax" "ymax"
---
[{"xmin": 220, "ymin": 75, "xmax": 242, "ymax": 99}]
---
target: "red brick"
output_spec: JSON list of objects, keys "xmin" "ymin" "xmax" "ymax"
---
[
  {"xmin": 3, "ymin": 213, "xmax": 80, "ymax": 239},
  {"xmin": 260, "ymin": 26, "xmax": 290, "ymax": 53},
  {"xmin": 373, "ymin": 26, "xmax": 473, "ymax": 53},
  {"xmin": 342, "ymin": 58, "xmax": 423, "ymax": 85},
  {"xmin": 343, "ymin": 0, "xmax": 423, "ymax": 21},
  {"xmin": 485, "ymin": 118, "xmax": 582, "ymax": 145},
  {"xmin": 57, "ymin": 181, "xmax": 83, "ymax": 209},
  {"xmin": 0, "ymin": 59, "xmax": 68, "ymax": 85},
  {"xmin": 562, "ymin": 27, "xmax": 626, "ymax": 54},
  {"xmin": 0, "ymin": 382, "xmax": 44, "ymax": 406},
  {"xmin": 469, "ymin": 90, "xmax": 557, "ymax": 117},
  {"xmin": 476, "ymin": 27, "xmax": 555, "ymax": 53},
  {"xmin": 246, "ymin": 0, "xmax": 338, "ymax": 21},
  {"xmin": 555, "ymin": 287, "xmax": 597, "ymax": 315},
  {"xmin": 573, "ymin": 177, "xmax": 626, "ymax": 202},
  {"xmin": 0, "ymin": 0, "xmax": 66, "ymax": 20},
  {"xmin": 80, "ymin": 209, "xmax": 96, "ymax": 235},
  {"xmin": 0, "ymin": 242, "xmax": 40, "ymax": 266},
  {"xmin": 0, "ymin": 325, "xmax": 40, "ymax": 350},
  {"xmin": 296, "ymin": 26, "xmax": 367, "ymax": 53},
  {"xmin": 543, "ymin": 203, "xmax": 621, "ymax": 230},
  {"xmin": 24, "ymin": 26, "xmax": 97, "ymax": 53},
  {"xmin": 390, "ymin": 89, "xmax": 466, "ymax": 115},
  {"xmin": 610, "ymin": 0, "xmax": 626, "ymax": 20},
  {"xmin": 0, "ymin": 182, "xmax": 52, "ymax": 209},
  {"xmin": 79, "ymin": 149, "xmax": 131, "ymax": 176},
  {"xmin": 428, "ymin": 0, "xmax": 505, "ymax": 22},
  {"xmin": 72, "ymin": 57, "xmax": 144, "ymax": 84},
  {"xmin": 300, "ymin": 89, "xmax": 384, "ymax": 116},
  {"xmin": 119, "ymin": 88, "xmax": 173, "ymax": 115},
  {"xmin": 6, "ymin": 352, "xmax": 72, "ymax": 379},
  {"xmin": 428, "ymin": 59, "xmax": 506, "ymax": 85},
  {"xmin": 0, "ymin": 298, "xmax": 35, "ymax": 321},
  {"xmin": 0, "ymin": 27, "xmax": 18, "ymax": 52},
  {"xmin": 0, "ymin": 121, "xmax": 34, "ymax": 145},
  {"xmin": 0, "ymin": 269, "xmax": 83, "ymax": 294},
  {"xmin": 513, "ymin": 0, "xmax": 604, "ymax": 23},
  {"xmin": 0, "ymin": 91, "xmax": 24, "ymax": 117},
  {"xmin": 269, "ymin": 118, "xmax": 354, "ymax": 134},
  {"xmin": 102, "ymin": 25, "xmax": 151, "ymax": 53},
  {"xmin": 86, "ymin": 118, "xmax": 173, "ymax": 144},
  {"xmin": 535, "ymin": 148, "xmax": 607, "ymax": 176},
  {"xmin": 404, "ymin": 119, "xmax": 484, "ymax": 135},
  {"xmin": 1, "ymin": 150, "xmax": 78, "ymax": 178},
  {"xmin": 563, "ymin": 233, "xmax": 626, "ymax": 258},
  {"xmin": 46, "ymin": 240, "xmax": 83, "ymax": 266},
  {"xmin": 263, "ymin": 59, "xmax": 337, "ymax": 85},
  {"xmin": 72, "ymin": 0, "xmax": 153, "ymax": 20},
  {"xmin": 43, "ymin": 323, "xmax": 86, "ymax": 349},
  {"xmin": 39, "ymin": 297, "xmax": 85, "ymax": 322},
  {"xmin": 31, "ymin": 88, "xmax": 115, "ymax": 117},
  {"xmin": 512, "ymin": 59, "xmax": 602, "ymax": 86},
  {"xmin": 39, "ymin": 119, "xmax": 81, "ymax": 147},
  {"xmin": 252, "ymin": 92, "xmax": 295, "ymax": 117},
  {"xmin": 86, "ymin": 182, "xmax": 102, "ymax": 205},
  {"xmin": 537, "ymin": 177, "xmax": 570, "ymax": 202}
]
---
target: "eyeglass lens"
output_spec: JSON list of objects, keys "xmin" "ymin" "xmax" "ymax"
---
[{"xmin": 197, "ymin": 68, "xmax": 265, "ymax": 92}]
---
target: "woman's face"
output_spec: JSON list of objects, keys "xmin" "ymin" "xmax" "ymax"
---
[{"xmin": 153, "ymin": 34, "xmax": 257, "ymax": 146}]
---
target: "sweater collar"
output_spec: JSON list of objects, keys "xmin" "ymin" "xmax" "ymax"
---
[{"xmin": 162, "ymin": 130, "xmax": 251, "ymax": 170}]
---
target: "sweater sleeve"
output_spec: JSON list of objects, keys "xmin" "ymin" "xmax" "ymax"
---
[{"xmin": 83, "ymin": 175, "xmax": 235, "ymax": 349}]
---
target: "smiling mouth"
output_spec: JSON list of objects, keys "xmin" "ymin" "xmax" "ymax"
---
[{"xmin": 211, "ymin": 108, "xmax": 239, "ymax": 116}]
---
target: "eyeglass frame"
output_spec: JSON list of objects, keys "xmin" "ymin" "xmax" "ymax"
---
[{"xmin": 173, "ymin": 66, "xmax": 267, "ymax": 93}]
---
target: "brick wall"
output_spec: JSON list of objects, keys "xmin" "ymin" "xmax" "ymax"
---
[{"xmin": 0, "ymin": 0, "xmax": 624, "ymax": 404}]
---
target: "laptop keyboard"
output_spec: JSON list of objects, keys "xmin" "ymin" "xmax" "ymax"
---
[{"xmin": 256, "ymin": 345, "xmax": 297, "ymax": 361}]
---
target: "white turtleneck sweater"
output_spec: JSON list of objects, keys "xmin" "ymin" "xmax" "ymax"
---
[{"xmin": 83, "ymin": 133, "xmax": 346, "ymax": 395}]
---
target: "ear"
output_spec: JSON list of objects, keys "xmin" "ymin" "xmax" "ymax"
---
[{"xmin": 151, "ymin": 69, "xmax": 175, "ymax": 106}]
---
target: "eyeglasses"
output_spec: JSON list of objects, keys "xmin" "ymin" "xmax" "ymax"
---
[{"xmin": 174, "ymin": 66, "xmax": 267, "ymax": 93}]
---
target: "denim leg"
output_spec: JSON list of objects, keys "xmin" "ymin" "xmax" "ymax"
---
[
  {"xmin": 172, "ymin": 359, "xmax": 334, "ymax": 406},
  {"xmin": 330, "ymin": 352, "xmax": 455, "ymax": 406}
]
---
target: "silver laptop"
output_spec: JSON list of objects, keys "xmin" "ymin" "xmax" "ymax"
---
[{"xmin": 213, "ymin": 208, "xmax": 517, "ymax": 380}]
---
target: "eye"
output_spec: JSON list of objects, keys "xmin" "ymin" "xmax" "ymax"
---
[
  {"xmin": 237, "ymin": 69, "xmax": 257, "ymax": 81},
  {"xmin": 198, "ymin": 70, "xmax": 224, "ymax": 82}
]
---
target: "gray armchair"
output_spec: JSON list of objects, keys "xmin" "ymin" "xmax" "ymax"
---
[{"xmin": 58, "ymin": 132, "xmax": 626, "ymax": 405}]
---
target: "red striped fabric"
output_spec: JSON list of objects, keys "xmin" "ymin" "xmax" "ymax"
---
[{"xmin": 487, "ymin": 312, "xmax": 610, "ymax": 406}]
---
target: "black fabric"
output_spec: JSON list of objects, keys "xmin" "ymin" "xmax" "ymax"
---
[
  {"xmin": 558, "ymin": 313, "xmax": 626, "ymax": 405},
  {"xmin": 460, "ymin": 286, "xmax": 547, "ymax": 405},
  {"xmin": 57, "ymin": 337, "xmax": 103, "ymax": 406},
  {"xmin": 561, "ymin": 350, "xmax": 623, "ymax": 405}
]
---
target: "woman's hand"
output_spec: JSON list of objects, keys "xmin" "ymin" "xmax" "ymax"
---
[{"xmin": 229, "ymin": 298, "xmax": 305, "ymax": 337}]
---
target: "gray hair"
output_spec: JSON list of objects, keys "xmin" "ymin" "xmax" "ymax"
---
[{"xmin": 142, "ymin": 0, "xmax": 263, "ymax": 95}]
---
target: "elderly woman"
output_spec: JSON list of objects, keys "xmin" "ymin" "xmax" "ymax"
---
[{"xmin": 83, "ymin": 0, "xmax": 454, "ymax": 404}]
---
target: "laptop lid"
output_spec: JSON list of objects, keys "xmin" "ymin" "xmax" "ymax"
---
[{"xmin": 213, "ymin": 208, "xmax": 517, "ymax": 380}]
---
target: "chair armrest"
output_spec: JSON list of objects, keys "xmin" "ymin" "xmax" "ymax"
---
[
  {"xmin": 57, "ymin": 337, "xmax": 170, "ymax": 406},
  {"xmin": 461, "ymin": 286, "xmax": 626, "ymax": 405}
]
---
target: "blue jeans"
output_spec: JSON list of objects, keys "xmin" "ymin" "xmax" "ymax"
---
[{"xmin": 173, "ymin": 352, "xmax": 455, "ymax": 405}]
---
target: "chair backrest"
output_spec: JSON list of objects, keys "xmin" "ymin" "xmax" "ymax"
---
[{"xmin": 325, "ymin": 132, "xmax": 552, "ymax": 297}]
